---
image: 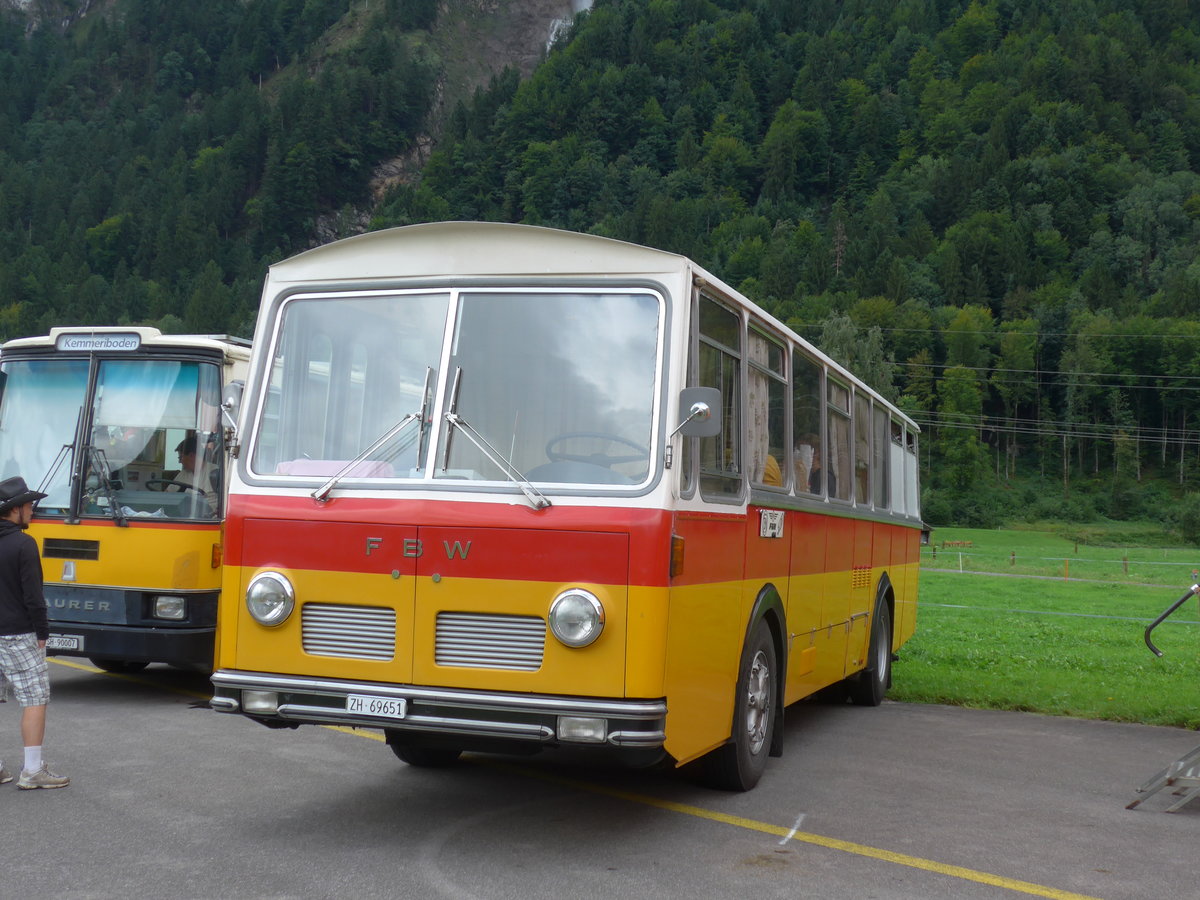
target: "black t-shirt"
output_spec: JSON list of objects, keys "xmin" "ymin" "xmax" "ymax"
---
[{"xmin": 0, "ymin": 521, "xmax": 47, "ymax": 639}]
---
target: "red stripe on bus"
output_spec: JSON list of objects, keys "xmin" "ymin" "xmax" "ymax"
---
[{"xmin": 226, "ymin": 496, "xmax": 675, "ymax": 585}]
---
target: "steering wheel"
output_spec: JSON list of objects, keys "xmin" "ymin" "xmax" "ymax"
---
[
  {"xmin": 145, "ymin": 479, "xmax": 207, "ymax": 495},
  {"xmin": 545, "ymin": 432, "xmax": 648, "ymax": 468}
]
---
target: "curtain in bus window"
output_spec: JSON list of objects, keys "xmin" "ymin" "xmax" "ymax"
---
[
  {"xmin": 0, "ymin": 359, "xmax": 89, "ymax": 513},
  {"xmin": 792, "ymin": 350, "xmax": 822, "ymax": 495},
  {"xmin": 93, "ymin": 361, "xmax": 204, "ymax": 472},
  {"xmin": 439, "ymin": 292, "xmax": 658, "ymax": 486},
  {"xmin": 747, "ymin": 331, "xmax": 785, "ymax": 488},
  {"xmin": 889, "ymin": 420, "xmax": 906, "ymax": 515},
  {"xmin": 872, "ymin": 405, "xmax": 888, "ymax": 508},
  {"xmin": 854, "ymin": 393, "xmax": 870, "ymax": 504},
  {"xmin": 827, "ymin": 381, "xmax": 851, "ymax": 501}
]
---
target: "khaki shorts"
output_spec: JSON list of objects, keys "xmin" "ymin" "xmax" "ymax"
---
[{"xmin": 0, "ymin": 634, "xmax": 49, "ymax": 707}]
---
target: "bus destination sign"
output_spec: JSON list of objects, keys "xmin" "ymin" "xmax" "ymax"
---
[{"xmin": 55, "ymin": 332, "xmax": 141, "ymax": 352}]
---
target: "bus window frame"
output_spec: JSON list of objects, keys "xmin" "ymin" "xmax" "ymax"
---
[
  {"xmin": 825, "ymin": 377, "xmax": 852, "ymax": 503},
  {"xmin": 242, "ymin": 283, "xmax": 673, "ymax": 499},
  {"xmin": 696, "ymin": 292, "xmax": 744, "ymax": 504},
  {"xmin": 746, "ymin": 322, "xmax": 788, "ymax": 493}
]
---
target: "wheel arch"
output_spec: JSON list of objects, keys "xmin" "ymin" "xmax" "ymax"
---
[{"xmin": 874, "ymin": 571, "xmax": 896, "ymax": 652}]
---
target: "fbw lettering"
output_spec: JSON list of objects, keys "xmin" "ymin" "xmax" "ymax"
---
[{"xmin": 365, "ymin": 537, "xmax": 472, "ymax": 559}]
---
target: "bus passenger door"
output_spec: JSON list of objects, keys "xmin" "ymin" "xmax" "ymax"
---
[{"xmin": 664, "ymin": 512, "xmax": 745, "ymax": 765}]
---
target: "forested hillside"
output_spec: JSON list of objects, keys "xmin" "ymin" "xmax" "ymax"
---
[
  {"xmin": 0, "ymin": 0, "xmax": 441, "ymax": 337},
  {"xmin": 4, "ymin": 0, "xmax": 1200, "ymax": 527},
  {"xmin": 374, "ymin": 0, "xmax": 1200, "ymax": 527}
]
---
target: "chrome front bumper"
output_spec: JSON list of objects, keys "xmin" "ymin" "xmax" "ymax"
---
[{"xmin": 210, "ymin": 669, "xmax": 666, "ymax": 749}]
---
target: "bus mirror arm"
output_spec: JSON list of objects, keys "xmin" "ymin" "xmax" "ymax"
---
[{"xmin": 671, "ymin": 388, "xmax": 722, "ymax": 439}]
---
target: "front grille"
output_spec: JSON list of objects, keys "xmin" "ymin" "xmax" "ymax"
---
[
  {"xmin": 435, "ymin": 612, "xmax": 545, "ymax": 671},
  {"xmin": 302, "ymin": 604, "xmax": 396, "ymax": 661},
  {"xmin": 43, "ymin": 538, "xmax": 100, "ymax": 560}
]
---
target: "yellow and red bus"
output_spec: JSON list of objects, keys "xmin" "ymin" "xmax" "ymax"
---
[
  {"xmin": 211, "ymin": 222, "xmax": 923, "ymax": 789},
  {"xmin": 0, "ymin": 326, "xmax": 250, "ymax": 672}
]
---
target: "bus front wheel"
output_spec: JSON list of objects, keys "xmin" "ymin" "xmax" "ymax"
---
[{"xmin": 701, "ymin": 619, "xmax": 776, "ymax": 791}]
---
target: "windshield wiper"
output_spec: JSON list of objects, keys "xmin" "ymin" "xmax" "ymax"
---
[
  {"xmin": 312, "ymin": 367, "xmax": 433, "ymax": 502},
  {"xmin": 84, "ymin": 446, "xmax": 127, "ymax": 527},
  {"xmin": 41, "ymin": 406, "xmax": 82, "ymax": 523},
  {"xmin": 441, "ymin": 368, "xmax": 550, "ymax": 510}
]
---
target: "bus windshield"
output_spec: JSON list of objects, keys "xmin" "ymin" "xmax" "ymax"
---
[
  {"xmin": 0, "ymin": 357, "xmax": 224, "ymax": 520},
  {"xmin": 253, "ymin": 289, "xmax": 661, "ymax": 488}
]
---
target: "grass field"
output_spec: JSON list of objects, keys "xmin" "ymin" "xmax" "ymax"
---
[{"xmin": 890, "ymin": 526, "xmax": 1200, "ymax": 730}]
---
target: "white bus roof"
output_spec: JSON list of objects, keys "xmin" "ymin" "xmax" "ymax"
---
[
  {"xmin": 268, "ymin": 221, "xmax": 689, "ymax": 283},
  {"xmin": 2, "ymin": 326, "xmax": 251, "ymax": 361},
  {"xmin": 266, "ymin": 221, "xmax": 915, "ymax": 429}
]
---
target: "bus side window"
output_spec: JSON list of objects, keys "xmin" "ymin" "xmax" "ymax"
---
[
  {"xmin": 792, "ymin": 349, "xmax": 822, "ymax": 494},
  {"xmin": 697, "ymin": 296, "xmax": 742, "ymax": 499},
  {"xmin": 827, "ymin": 380, "xmax": 851, "ymax": 501},
  {"xmin": 748, "ymin": 327, "xmax": 786, "ymax": 489},
  {"xmin": 854, "ymin": 392, "xmax": 870, "ymax": 505},
  {"xmin": 906, "ymin": 429, "xmax": 920, "ymax": 516},
  {"xmin": 889, "ymin": 419, "xmax": 906, "ymax": 515}
]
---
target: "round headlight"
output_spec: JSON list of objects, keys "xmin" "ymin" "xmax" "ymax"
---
[
  {"xmin": 246, "ymin": 572, "xmax": 295, "ymax": 626},
  {"xmin": 549, "ymin": 589, "xmax": 604, "ymax": 648}
]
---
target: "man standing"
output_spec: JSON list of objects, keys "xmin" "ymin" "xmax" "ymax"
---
[{"xmin": 0, "ymin": 475, "xmax": 69, "ymax": 789}]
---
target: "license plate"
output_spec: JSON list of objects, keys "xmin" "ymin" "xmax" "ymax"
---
[
  {"xmin": 46, "ymin": 634, "xmax": 82, "ymax": 651},
  {"xmin": 346, "ymin": 694, "xmax": 407, "ymax": 719}
]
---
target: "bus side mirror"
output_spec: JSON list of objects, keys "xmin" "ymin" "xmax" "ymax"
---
[
  {"xmin": 674, "ymin": 387, "xmax": 721, "ymax": 438},
  {"xmin": 221, "ymin": 381, "xmax": 244, "ymax": 441}
]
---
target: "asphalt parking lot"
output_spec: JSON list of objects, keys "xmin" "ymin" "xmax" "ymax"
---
[{"xmin": 4, "ymin": 659, "xmax": 1198, "ymax": 899}]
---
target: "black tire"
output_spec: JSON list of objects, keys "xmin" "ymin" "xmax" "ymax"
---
[
  {"xmin": 385, "ymin": 732, "xmax": 462, "ymax": 768},
  {"xmin": 89, "ymin": 658, "xmax": 150, "ymax": 674},
  {"xmin": 848, "ymin": 597, "xmax": 892, "ymax": 707},
  {"xmin": 701, "ymin": 619, "xmax": 777, "ymax": 791}
]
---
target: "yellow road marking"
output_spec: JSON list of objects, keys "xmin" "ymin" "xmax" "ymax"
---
[
  {"xmin": 535, "ymin": 771, "xmax": 1099, "ymax": 900},
  {"xmin": 49, "ymin": 657, "xmax": 102, "ymax": 674},
  {"xmin": 49, "ymin": 656, "xmax": 211, "ymax": 701},
  {"xmin": 332, "ymin": 725, "xmax": 1099, "ymax": 900}
]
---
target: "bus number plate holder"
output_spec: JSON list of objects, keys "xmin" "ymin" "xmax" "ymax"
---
[
  {"xmin": 46, "ymin": 634, "xmax": 82, "ymax": 651},
  {"xmin": 347, "ymin": 694, "xmax": 407, "ymax": 719}
]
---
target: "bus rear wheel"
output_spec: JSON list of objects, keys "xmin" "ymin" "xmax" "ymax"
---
[
  {"xmin": 848, "ymin": 598, "xmax": 892, "ymax": 707},
  {"xmin": 384, "ymin": 732, "xmax": 463, "ymax": 768},
  {"xmin": 701, "ymin": 619, "xmax": 776, "ymax": 791}
]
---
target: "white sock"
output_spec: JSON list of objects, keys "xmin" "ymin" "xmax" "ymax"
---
[{"xmin": 24, "ymin": 746, "xmax": 42, "ymax": 773}]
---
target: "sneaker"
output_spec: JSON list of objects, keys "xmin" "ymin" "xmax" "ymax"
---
[
  {"xmin": 0, "ymin": 767, "xmax": 11, "ymax": 785},
  {"xmin": 17, "ymin": 764, "xmax": 69, "ymax": 790}
]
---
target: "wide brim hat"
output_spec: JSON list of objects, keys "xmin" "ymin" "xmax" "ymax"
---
[{"xmin": 0, "ymin": 476, "xmax": 48, "ymax": 514}]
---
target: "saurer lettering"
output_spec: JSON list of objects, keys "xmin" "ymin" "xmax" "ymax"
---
[{"xmin": 50, "ymin": 599, "xmax": 111, "ymax": 611}]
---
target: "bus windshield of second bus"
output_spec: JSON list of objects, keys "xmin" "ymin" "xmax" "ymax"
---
[
  {"xmin": 250, "ymin": 290, "xmax": 662, "ymax": 491},
  {"xmin": 2, "ymin": 353, "xmax": 223, "ymax": 521}
]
